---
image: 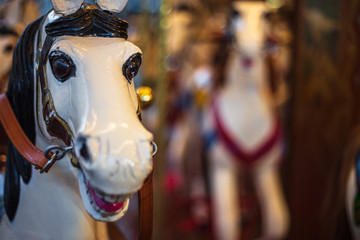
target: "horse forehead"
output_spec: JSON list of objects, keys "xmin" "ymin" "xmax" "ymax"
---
[
  {"xmin": 51, "ymin": 36, "xmax": 141, "ymax": 59},
  {"xmin": 233, "ymin": 1, "xmax": 268, "ymax": 15},
  {"xmin": 169, "ymin": 12, "xmax": 192, "ymax": 25}
]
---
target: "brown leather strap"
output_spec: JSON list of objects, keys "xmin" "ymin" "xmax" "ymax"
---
[
  {"xmin": 0, "ymin": 93, "xmax": 49, "ymax": 171},
  {"xmin": 138, "ymin": 173, "xmax": 153, "ymax": 240},
  {"xmin": 107, "ymin": 222, "xmax": 127, "ymax": 240}
]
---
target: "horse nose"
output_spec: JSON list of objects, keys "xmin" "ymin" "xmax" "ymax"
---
[{"xmin": 74, "ymin": 134, "xmax": 101, "ymax": 164}]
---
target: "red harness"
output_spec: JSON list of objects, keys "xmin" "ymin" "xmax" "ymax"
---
[{"xmin": 211, "ymin": 97, "xmax": 281, "ymax": 166}]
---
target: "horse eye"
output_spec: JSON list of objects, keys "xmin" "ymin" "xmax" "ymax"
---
[
  {"xmin": 123, "ymin": 53, "xmax": 142, "ymax": 83},
  {"xmin": 231, "ymin": 9, "xmax": 241, "ymax": 18},
  {"xmin": 263, "ymin": 11, "xmax": 274, "ymax": 21},
  {"xmin": 49, "ymin": 51, "xmax": 76, "ymax": 82},
  {"xmin": 3, "ymin": 44, "xmax": 14, "ymax": 54}
]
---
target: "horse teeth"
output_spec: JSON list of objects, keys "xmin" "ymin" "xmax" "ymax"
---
[
  {"xmin": 116, "ymin": 193, "xmax": 132, "ymax": 202},
  {"xmin": 94, "ymin": 188, "xmax": 105, "ymax": 198},
  {"xmin": 104, "ymin": 195, "xmax": 116, "ymax": 203},
  {"xmin": 116, "ymin": 195, "xmax": 124, "ymax": 202}
]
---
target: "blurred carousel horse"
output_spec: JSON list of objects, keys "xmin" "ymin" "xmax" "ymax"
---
[
  {"xmin": 203, "ymin": 1, "xmax": 290, "ymax": 239},
  {"xmin": 0, "ymin": 1, "xmax": 155, "ymax": 239},
  {"xmin": 162, "ymin": 2, "xmax": 216, "ymax": 232},
  {"xmin": 164, "ymin": 2, "xmax": 202, "ymax": 201}
]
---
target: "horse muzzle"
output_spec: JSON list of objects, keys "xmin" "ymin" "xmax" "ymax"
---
[{"xmin": 73, "ymin": 131, "xmax": 154, "ymax": 194}]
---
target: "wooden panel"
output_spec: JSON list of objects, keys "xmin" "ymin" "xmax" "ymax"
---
[{"xmin": 283, "ymin": 0, "xmax": 360, "ymax": 239}]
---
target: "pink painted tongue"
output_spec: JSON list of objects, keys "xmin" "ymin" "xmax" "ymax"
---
[{"xmin": 88, "ymin": 183, "xmax": 124, "ymax": 212}]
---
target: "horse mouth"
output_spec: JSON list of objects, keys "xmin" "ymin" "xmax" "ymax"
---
[
  {"xmin": 86, "ymin": 180, "xmax": 132, "ymax": 213},
  {"xmin": 77, "ymin": 169, "xmax": 133, "ymax": 221}
]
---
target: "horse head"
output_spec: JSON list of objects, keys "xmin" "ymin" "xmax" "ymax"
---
[
  {"xmin": 230, "ymin": 1, "xmax": 271, "ymax": 65},
  {"xmin": 5, "ymin": 2, "xmax": 154, "ymax": 223}
]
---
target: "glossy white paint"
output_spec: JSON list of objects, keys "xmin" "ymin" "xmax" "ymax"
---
[
  {"xmin": 51, "ymin": 0, "xmax": 84, "ymax": 15},
  {"xmin": 96, "ymin": 0, "xmax": 128, "ymax": 13},
  {"xmin": 205, "ymin": 1, "xmax": 289, "ymax": 239},
  {"xmin": 0, "ymin": 6, "xmax": 153, "ymax": 239}
]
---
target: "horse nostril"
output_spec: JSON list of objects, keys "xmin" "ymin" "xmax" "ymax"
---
[
  {"xmin": 80, "ymin": 141, "xmax": 90, "ymax": 162},
  {"xmin": 75, "ymin": 135, "xmax": 102, "ymax": 163},
  {"xmin": 76, "ymin": 135, "xmax": 91, "ymax": 162}
]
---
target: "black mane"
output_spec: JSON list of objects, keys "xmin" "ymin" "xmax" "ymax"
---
[
  {"xmin": 45, "ymin": 4, "xmax": 128, "ymax": 39},
  {"xmin": 5, "ymin": 16, "xmax": 43, "ymax": 221}
]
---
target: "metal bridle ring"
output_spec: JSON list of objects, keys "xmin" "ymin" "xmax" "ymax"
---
[
  {"xmin": 151, "ymin": 141, "xmax": 157, "ymax": 157},
  {"xmin": 44, "ymin": 146, "xmax": 73, "ymax": 161}
]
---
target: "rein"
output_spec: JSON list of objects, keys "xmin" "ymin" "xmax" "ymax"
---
[{"xmin": 0, "ymin": 93, "xmax": 70, "ymax": 172}]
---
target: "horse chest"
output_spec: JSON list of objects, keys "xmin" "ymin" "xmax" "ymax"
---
[
  {"xmin": 215, "ymin": 94, "xmax": 273, "ymax": 152},
  {"xmin": 0, "ymin": 169, "xmax": 104, "ymax": 240}
]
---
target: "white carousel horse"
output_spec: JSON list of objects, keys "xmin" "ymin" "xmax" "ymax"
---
[
  {"xmin": 163, "ymin": 3, "xmax": 213, "ymax": 229},
  {"xmin": 0, "ymin": 1, "xmax": 154, "ymax": 239},
  {"xmin": 203, "ymin": 1, "xmax": 289, "ymax": 239},
  {"xmin": 163, "ymin": 2, "xmax": 205, "ymax": 196}
]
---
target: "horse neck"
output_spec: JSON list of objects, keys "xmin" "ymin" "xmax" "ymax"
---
[
  {"xmin": 1, "ymin": 123, "xmax": 108, "ymax": 239},
  {"xmin": 221, "ymin": 48, "xmax": 269, "ymax": 101},
  {"xmin": 213, "ymin": 46, "xmax": 275, "ymax": 150}
]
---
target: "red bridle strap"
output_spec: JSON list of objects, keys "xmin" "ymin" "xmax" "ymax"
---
[{"xmin": 0, "ymin": 93, "xmax": 50, "ymax": 172}]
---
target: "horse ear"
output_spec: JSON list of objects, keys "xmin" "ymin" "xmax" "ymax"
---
[
  {"xmin": 95, "ymin": 0, "xmax": 128, "ymax": 13},
  {"xmin": 51, "ymin": 0, "xmax": 84, "ymax": 15}
]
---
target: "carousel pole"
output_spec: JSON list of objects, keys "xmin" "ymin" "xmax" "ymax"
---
[{"xmin": 153, "ymin": 0, "xmax": 171, "ymax": 239}]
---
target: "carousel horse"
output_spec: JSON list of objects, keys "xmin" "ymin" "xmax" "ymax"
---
[
  {"xmin": 163, "ymin": 2, "xmax": 201, "ymax": 195},
  {"xmin": 203, "ymin": 1, "xmax": 289, "ymax": 239},
  {"xmin": 164, "ymin": 2, "xmax": 199, "ymax": 192},
  {"xmin": 163, "ymin": 3, "xmax": 214, "ymax": 231},
  {"xmin": 0, "ymin": 1, "xmax": 155, "ymax": 239}
]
